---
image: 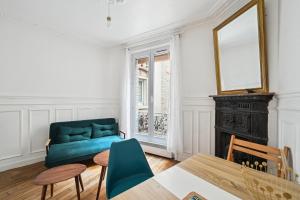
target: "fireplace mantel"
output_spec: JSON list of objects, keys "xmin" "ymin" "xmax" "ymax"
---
[{"xmin": 210, "ymin": 93, "xmax": 275, "ymax": 160}]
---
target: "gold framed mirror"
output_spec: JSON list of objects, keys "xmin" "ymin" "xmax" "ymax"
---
[{"xmin": 213, "ymin": 0, "xmax": 268, "ymax": 95}]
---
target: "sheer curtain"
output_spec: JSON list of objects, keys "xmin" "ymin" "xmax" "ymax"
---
[
  {"xmin": 120, "ymin": 48, "xmax": 132, "ymax": 138},
  {"xmin": 167, "ymin": 34, "xmax": 183, "ymax": 160}
]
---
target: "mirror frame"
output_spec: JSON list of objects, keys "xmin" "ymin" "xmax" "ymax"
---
[{"xmin": 213, "ymin": 0, "xmax": 268, "ymax": 95}]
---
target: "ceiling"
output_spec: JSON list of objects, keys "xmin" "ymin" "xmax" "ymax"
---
[{"xmin": 0, "ymin": 0, "xmax": 228, "ymax": 47}]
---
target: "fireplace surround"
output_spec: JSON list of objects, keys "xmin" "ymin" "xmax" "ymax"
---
[{"xmin": 210, "ymin": 93, "xmax": 274, "ymax": 163}]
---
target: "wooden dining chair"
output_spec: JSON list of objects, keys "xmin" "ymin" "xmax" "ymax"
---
[
  {"xmin": 227, "ymin": 135, "xmax": 289, "ymax": 178},
  {"xmin": 283, "ymin": 146, "xmax": 298, "ymax": 182}
]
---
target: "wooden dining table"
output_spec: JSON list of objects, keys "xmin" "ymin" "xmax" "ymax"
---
[{"xmin": 113, "ymin": 154, "xmax": 300, "ymax": 200}]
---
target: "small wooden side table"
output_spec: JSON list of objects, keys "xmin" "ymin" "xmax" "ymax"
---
[
  {"xmin": 33, "ymin": 164, "xmax": 86, "ymax": 200},
  {"xmin": 93, "ymin": 150, "xmax": 109, "ymax": 200}
]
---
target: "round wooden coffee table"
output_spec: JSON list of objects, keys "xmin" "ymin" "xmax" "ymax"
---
[
  {"xmin": 33, "ymin": 164, "xmax": 86, "ymax": 200},
  {"xmin": 93, "ymin": 150, "xmax": 109, "ymax": 200}
]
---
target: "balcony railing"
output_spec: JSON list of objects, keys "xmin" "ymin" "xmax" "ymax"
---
[
  {"xmin": 138, "ymin": 111, "xmax": 168, "ymax": 137},
  {"xmin": 138, "ymin": 111, "xmax": 149, "ymax": 133}
]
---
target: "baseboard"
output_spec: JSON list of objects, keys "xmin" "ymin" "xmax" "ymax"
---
[
  {"xmin": 0, "ymin": 155, "xmax": 45, "ymax": 172},
  {"xmin": 141, "ymin": 144, "xmax": 173, "ymax": 159},
  {"xmin": 176, "ymin": 153, "xmax": 192, "ymax": 161}
]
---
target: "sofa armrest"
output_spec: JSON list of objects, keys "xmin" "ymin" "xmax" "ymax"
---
[
  {"xmin": 45, "ymin": 139, "xmax": 51, "ymax": 155},
  {"xmin": 119, "ymin": 130, "xmax": 126, "ymax": 139}
]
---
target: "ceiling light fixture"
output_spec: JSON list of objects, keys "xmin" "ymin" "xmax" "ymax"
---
[
  {"xmin": 115, "ymin": 0, "xmax": 126, "ymax": 5},
  {"xmin": 105, "ymin": 0, "xmax": 126, "ymax": 27},
  {"xmin": 106, "ymin": 0, "xmax": 112, "ymax": 27}
]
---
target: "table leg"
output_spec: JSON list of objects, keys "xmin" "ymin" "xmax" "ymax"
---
[
  {"xmin": 79, "ymin": 174, "xmax": 84, "ymax": 191},
  {"xmin": 96, "ymin": 166, "xmax": 107, "ymax": 200},
  {"xmin": 41, "ymin": 185, "xmax": 47, "ymax": 200},
  {"xmin": 75, "ymin": 176, "xmax": 81, "ymax": 200},
  {"xmin": 50, "ymin": 184, "xmax": 54, "ymax": 197}
]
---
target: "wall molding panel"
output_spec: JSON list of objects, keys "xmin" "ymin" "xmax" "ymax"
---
[
  {"xmin": 28, "ymin": 109, "xmax": 51, "ymax": 154},
  {"xmin": 277, "ymin": 92, "xmax": 300, "ymax": 174},
  {"xmin": 179, "ymin": 96, "xmax": 278, "ymax": 163},
  {"xmin": 55, "ymin": 107, "xmax": 75, "ymax": 122},
  {"xmin": 2, "ymin": 93, "xmax": 297, "ymax": 172},
  {"xmin": 0, "ymin": 110, "xmax": 23, "ymax": 161},
  {"xmin": 178, "ymin": 97, "xmax": 215, "ymax": 161},
  {"xmin": 0, "ymin": 95, "xmax": 119, "ymax": 172},
  {"xmin": 0, "ymin": 95, "xmax": 119, "ymax": 105},
  {"xmin": 268, "ymin": 98, "xmax": 278, "ymax": 147}
]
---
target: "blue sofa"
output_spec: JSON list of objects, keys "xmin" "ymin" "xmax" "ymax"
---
[{"xmin": 45, "ymin": 118, "xmax": 125, "ymax": 168}]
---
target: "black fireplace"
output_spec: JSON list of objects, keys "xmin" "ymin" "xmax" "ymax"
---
[{"xmin": 210, "ymin": 93, "xmax": 274, "ymax": 163}]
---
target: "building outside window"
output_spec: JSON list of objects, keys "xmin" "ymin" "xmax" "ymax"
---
[{"xmin": 132, "ymin": 46, "xmax": 170, "ymax": 145}]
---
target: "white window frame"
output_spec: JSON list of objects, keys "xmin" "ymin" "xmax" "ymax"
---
[
  {"xmin": 130, "ymin": 45, "xmax": 170, "ymax": 146},
  {"xmin": 138, "ymin": 77, "xmax": 148, "ymax": 107}
]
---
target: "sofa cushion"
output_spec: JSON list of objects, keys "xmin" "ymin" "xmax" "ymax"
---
[
  {"xmin": 56, "ymin": 126, "xmax": 92, "ymax": 144},
  {"xmin": 45, "ymin": 135, "xmax": 123, "ymax": 168},
  {"xmin": 92, "ymin": 123, "xmax": 118, "ymax": 138},
  {"xmin": 49, "ymin": 118, "xmax": 116, "ymax": 145}
]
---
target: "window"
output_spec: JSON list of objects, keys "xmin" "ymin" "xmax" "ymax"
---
[
  {"xmin": 132, "ymin": 46, "xmax": 170, "ymax": 145},
  {"xmin": 138, "ymin": 78, "xmax": 147, "ymax": 107},
  {"xmin": 138, "ymin": 80, "xmax": 143, "ymax": 104}
]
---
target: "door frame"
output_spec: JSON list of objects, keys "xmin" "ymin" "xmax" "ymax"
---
[{"xmin": 130, "ymin": 45, "xmax": 170, "ymax": 146}]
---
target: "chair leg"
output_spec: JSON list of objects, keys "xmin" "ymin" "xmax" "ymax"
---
[
  {"xmin": 96, "ymin": 166, "xmax": 107, "ymax": 200},
  {"xmin": 41, "ymin": 185, "xmax": 47, "ymax": 200},
  {"xmin": 79, "ymin": 174, "xmax": 84, "ymax": 191},
  {"xmin": 75, "ymin": 176, "xmax": 81, "ymax": 200},
  {"xmin": 51, "ymin": 184, "xmax": 54, "ymax": 197}
]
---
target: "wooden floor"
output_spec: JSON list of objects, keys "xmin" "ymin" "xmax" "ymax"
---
[{"xmin": 0, "ymin": 154, "xmax": 177, "ymax": 200}]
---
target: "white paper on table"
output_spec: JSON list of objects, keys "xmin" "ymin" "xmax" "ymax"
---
[{"xmin": 154, "ymin": 166, "xmax": 241, "ymax": 200}]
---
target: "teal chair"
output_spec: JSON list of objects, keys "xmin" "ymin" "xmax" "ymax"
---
[{"xmin": 106, "ymin": 138, "xmax": 154, "ymax": 199}]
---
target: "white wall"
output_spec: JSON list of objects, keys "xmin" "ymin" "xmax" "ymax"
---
[
  {"xmin": 105, "ymin": 0, "xmax": 300, "ymax": 174},
  {"xmin": 0, "ymin": 17, "xmax": 120, "ymax": 171},
  {"xmin": 179, "ymin": 24, "xmax": 216, "ymax": 160},
  {"xmin": 178, "ymin": 0, "xmax": 300, "ymax": 174},
  {"xmin": 110, "ymin": 3, "xmax": 300, "ymax": 173},
  {"xmin": 2, "ymin": 0, "xmax": 299, "ymax": 174},
  {"xmin": 105, "ymin": 47, "xmax": 125, "ymax": 100},
  {"xmin": 0, "ymin": 17, "xmax": 114, "ymax": 98},
  {"xmin": 178, "ymin": 0, "xmax": 280, "ymax": 160},
  {"xmin": 278, "ymin": 1, "xmax": 300, "ymax": 94},
  {"xmin": 277, "ymin": 0, "xmax": 300, "ymax": 174},
  {"xmin": 181, "ymin": 25, "xmax": 216, "ymax": 98}
]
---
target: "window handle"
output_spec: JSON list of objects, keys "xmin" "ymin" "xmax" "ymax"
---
[{"xmin": 156, "ymin": 49, "xmax": 167, "ymax": 53}]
